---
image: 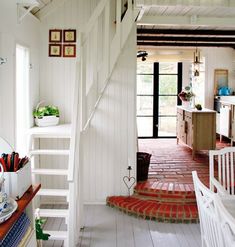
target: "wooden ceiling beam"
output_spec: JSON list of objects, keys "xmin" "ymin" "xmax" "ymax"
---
[
  {"xmin": 137, "ymin": 42, "xmax": 235, "ymax": 48},
  {"xmin": 137, "ymin": 36, "xmax": 235, "ymax": 42},
  {"xmin": 138, "ymin": 15, "xmax": 235, "ymax": 27},
  {"xmin": 137, "ymin": 29, "xmax": 235, "ymax": 36}
]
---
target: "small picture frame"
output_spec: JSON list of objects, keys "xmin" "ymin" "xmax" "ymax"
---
[
  {"xmin": 63, "ymin": 44, "xmax": 76, "ymax": 57},
  {"xmin": 49, "ymin": 29, "xmax": 62, "ymax": 43},
  {"xmin": 63, "ymin": 29, "xmax": 76, "ymax": 42},
  {"xmin": 49, "ymin": 44, "xmax": 62, "ymax": 57}
]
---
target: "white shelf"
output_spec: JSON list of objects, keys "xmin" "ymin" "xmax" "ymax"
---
[
  {"xmin": 28, "ymin": 124, "xmax": 72, "ymax": 138},
  {"xmin": 32, "ymin": 169, "xmax": 68, "ymax": 176},
  {"xmin": 44, "ymin": 230, "xmax": 67, "ymax": 241},
  {"xmin": 39, "ymin": 209, "xmax": 68, "ymax": 218},
  {"xmin": 37, "ymin": 189, "xmax": 69, "ymax": 197},
  {"xmin": 29, "ymin": 149, "xmax": 70, "ymax": 156}
]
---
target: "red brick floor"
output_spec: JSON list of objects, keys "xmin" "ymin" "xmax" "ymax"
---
[{"xmin": 107, "ymin": 138, "xmax": 230, "ymax": 223}]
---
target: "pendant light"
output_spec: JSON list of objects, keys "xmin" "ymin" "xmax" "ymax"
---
[{"xmin": 193, "ymin": 47, "xmax": 201, "ymax": 77}]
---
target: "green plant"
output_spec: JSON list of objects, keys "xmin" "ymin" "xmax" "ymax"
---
[
  {"xmin": 195, "ymin": 104, "xmax": 202, "ymax": 110},
  {"xmin": 35, "ymin": 218, "xmax": 50, "ymax": 240},
  {"xmin": 33, "ymin": 105, "xmax": 59, "ymax": 118}
]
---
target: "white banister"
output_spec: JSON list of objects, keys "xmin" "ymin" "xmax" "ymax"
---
[{"xmin": 81, "ymin": 0, "xmax": 139, "ymax": 132}]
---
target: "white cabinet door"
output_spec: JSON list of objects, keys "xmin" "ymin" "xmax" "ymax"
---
[
  {"xmin": 216, "ymin": 113, "xmax": 220, "ymax": 134},
  {"xmin": 220, "ymin": 105, "xmax": 230, "ymax": 137}
]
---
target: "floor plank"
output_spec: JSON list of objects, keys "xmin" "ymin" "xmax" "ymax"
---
[{"xmin": 42, "ymin": 205, "xmax": 201, "ymax": 247}]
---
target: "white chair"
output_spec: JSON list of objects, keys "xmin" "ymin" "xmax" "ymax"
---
[
  {"xmin": 209, "ymin": 147, "xmax": 235, "ymax": 196},
  {"xmin": 214, "ymin": 194, "xmax": 235, "ymax": 247},
  {"xmin": 192, "ymin": 171, "xmax": 223, "ymax": 247}
]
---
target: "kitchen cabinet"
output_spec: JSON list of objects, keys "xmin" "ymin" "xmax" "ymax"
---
[{"xmin": 177, "ymin": 106, "xmax": 216, "ymax": 158}]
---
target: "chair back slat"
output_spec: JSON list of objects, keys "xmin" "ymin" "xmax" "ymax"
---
[
  {"xmin": 218, "ymin": 155, "xmax": 221, "ymax": 185},
  {"xmin": 231, "ymin": 152, "xmax": 234, "ymax": 195},
  {"xmin": 209, "ymin": 147, "xmax": 235, "ymax": 196},
  {"xmin": 226, "ymin": 153, "xmax": 230, "ymax": 192},
  {"xmin": 222, "ymin": 154, "xmax": 226, "ymax": 189},
  {"xmin": 214, "ymin": 194, "xmax": 235, "ymax": 247},
  {"xmin": 192, "ymin": 171, "xmax": 223, "ymax": 247}
]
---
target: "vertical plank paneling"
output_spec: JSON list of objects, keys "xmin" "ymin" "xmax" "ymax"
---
[
  {"xmin": 38, "ymin": 0, "xmax": 98, "ymax": 201},
  {"xmin": 83, "ymin": 27, "xmax": 137, "ymax": 203}
]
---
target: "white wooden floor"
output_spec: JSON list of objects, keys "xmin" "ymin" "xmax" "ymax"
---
[{"xmin": 43, "ymin": 205, "xmax": 202, "ymax": 247}]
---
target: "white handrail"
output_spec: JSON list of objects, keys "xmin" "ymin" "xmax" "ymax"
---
[
  {"xmin": 82, "ymin": 0, "xmax": 109, "ymax": 44},
  {"xmin": 81, "ymin": 0, "xmax": 139, "ymax": 132},
  {"xmin": 82, "ymin": 26, "xmax": 135, "ymax": 132}
]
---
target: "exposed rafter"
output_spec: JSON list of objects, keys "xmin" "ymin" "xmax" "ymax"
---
[
  {"xmin": 138, "ymin": 15, "xmax": 235, "ymax": 27},
  {"xmin": 137, "ymin": 41, "xmax": 235, "ymax": 48},
  {"xmin": 136, "ymin": 0, "xmax": 235, "ymax": 8},
  {"xmin": 137, "ymin": 36, "xmax": 235, "ymax": 42},
  {"xmin": 137, "ymin": 29, "xmax": 235, "ymax": 36}
]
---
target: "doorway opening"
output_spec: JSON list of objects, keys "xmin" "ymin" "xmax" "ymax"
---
[
  {"xmin": 137, "ymin": 61, "xmax": 182, "ymax": 138},
  {"xmin": 15, "ymin": 44, "xmax": 30, "ymax": 155}
]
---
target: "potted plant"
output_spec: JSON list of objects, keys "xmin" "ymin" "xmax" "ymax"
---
[{"xmin": 33, "ymin": 101, "xmax": 60, "ymax": 127}]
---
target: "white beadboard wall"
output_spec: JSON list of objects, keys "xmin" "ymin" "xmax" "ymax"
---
[
  {"xmin": 82, "ymin": 27, "xmax": 137, "ymax": 204},
  {"xmin": 38, "ymin": 0, "xmax": 101, "ymax": 203},
  {"xmin": 0, "ymin": 1, "xmax": 40, "ymax": 147}
]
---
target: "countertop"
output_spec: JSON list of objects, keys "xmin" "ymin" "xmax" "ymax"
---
[
  {"xmin": 215, "ymin": 96, "xmax": 235, "ymax": 104},
  {"xmin": 177, "ymin": 105, "xmax": 216, "ymax": 113}
]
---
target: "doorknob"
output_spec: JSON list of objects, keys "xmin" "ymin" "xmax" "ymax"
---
[{"xmin": 156, "ymin": 124, "xmax": 158, "ymax": 127}]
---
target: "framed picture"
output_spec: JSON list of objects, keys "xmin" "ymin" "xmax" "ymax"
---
[
  {"xmin": 49, "ymin": 29, "xmax": 62, "ymax": 43},
  {"xmin": 63, "ymin": 29, "xmax": 76, "ymax": 42},
  {"xmin": 63, "ymin": 44, "xmax": 76, "ymax": 57},
  {"xmin": 214, "ymin": 69, "xmax": 228, "ymax": 95},
  {"xmin": 49, "ymin": 44, "xmax": 62, "ymax": 57}
]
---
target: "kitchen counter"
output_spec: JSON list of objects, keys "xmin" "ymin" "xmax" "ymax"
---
[{"xmin": 177, "ymin": 105, "xmax": 216, "ymax": 113}]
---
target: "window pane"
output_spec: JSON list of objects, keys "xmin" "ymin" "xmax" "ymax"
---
[
  {"xmin": 159, "ymin": 96, "xmax": 177, "ymax": 116},
  {"xmin": 159, "ymin": 75, "xmax": 178, "ymax": 95},
  {"xmin": 137, "ymin": 75, "xmax": 153, "ymax": 95},
  {"xmin": 158, "ymin": 117, "xmax": 176, "ymax": 136},
  {"xmin": 137, "ymin": 117, "xmax": 153, "ymax": 137},
  {"xmin": 137, "ymin": 96, "xmax": 153, "ymax": 116},
  {"xmin": 137, "ymin": 61, "xmax": 153, "ymax": 74},
  {"xmin": 159, "ymin": 62, "xmax": 177, "ymax": 74}
]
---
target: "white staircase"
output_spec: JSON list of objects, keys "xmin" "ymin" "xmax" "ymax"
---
[
  {"xmin": 27, "ymin": 1, "xmax": 139, "ymax": 246},
  {"xmin": 28, "ymin": 123, "xmax": 78, "ymax": 247}
]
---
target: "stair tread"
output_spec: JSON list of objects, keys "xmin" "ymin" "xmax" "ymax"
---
[
  {"xmin": 28, "ymin": 124, "xmax": 72, "ymax": 138},
  {"xmin": 37, "ymin": 188, "xmax": 69, "ymax": 197},
  {"xmin": 107, "ymin": 195, "xmax": 198, "ymax": 223},
  {"xmin": 29, "ymin": 149, "xmax": 70, "ymax": 155},
  {"xmin": 44, "ymin": 230, "xmax": 67, "ymax": 240},
  {"xmin": 32, "ymin": 168, "xmax": 68, "ymax": 176},
  {"xmin": 39, "ymin": 208, "xmax": 68, "ymax": 218}
]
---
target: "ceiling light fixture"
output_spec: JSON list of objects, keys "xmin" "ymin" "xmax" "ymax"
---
[
  {"xmin": 137, "ymin": 50, "xmax": 148, "ymax": 61},
  {"xmin": 193, "ymin": 47, "xmax": 201, "ymax": 77}
]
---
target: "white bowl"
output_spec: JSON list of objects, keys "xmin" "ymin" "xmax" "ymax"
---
[{"xmin": 35, "ymin": 116, "xmax": 59, "ymax": 127}]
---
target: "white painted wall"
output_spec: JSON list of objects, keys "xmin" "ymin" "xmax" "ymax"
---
[
  {"xmin": 0, "ymin": 0, "xmax": 40, "ymax": 147},
  {"xmin": 82, "ymin": 27, "xmax": 137, "ymax": 204},
  {"xmin": 37, "ymin": 0, "xmax": 102, "ymax": 203},
  {"xmin": 202, "ymin": 47, "xmax": 235, "ymax": 109}
]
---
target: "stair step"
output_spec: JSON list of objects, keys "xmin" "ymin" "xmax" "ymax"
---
[
  {"xmin": 29, "ymin": 149, "xmax": 70, "ymax": 156},
  {"xmin": 28, "ymin": 124, "xmax": 72, "ymax": 138},
  {"xmin": 37, "ymin": 189, "xmax": 69, "ymax": 197},
  {"xmin": 32, "ymin": 169, "xmax": 68, "ymax": 176},
  {"xmin": 107, "ymin": 196, "xmax": 199, "ymax": 223},
  {"xmin": 39, "ymin": 209, "xmax": 68, "ymax": 218},
  {"xmin": 44, "ymin": 230, "xmax": 67, "ymax": 241}
]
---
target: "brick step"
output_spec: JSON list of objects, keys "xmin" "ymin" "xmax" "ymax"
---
[
  {"xmin": 135, "ymin": 181, "xmax": 196, "ymax": 194},
  {"xmin": 133, "ymin": 193, "xmax": 196, "ymax": 204},
  {"xmin": 107, "ymin": 196, "xmax": 198, "ymax": 223}
]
